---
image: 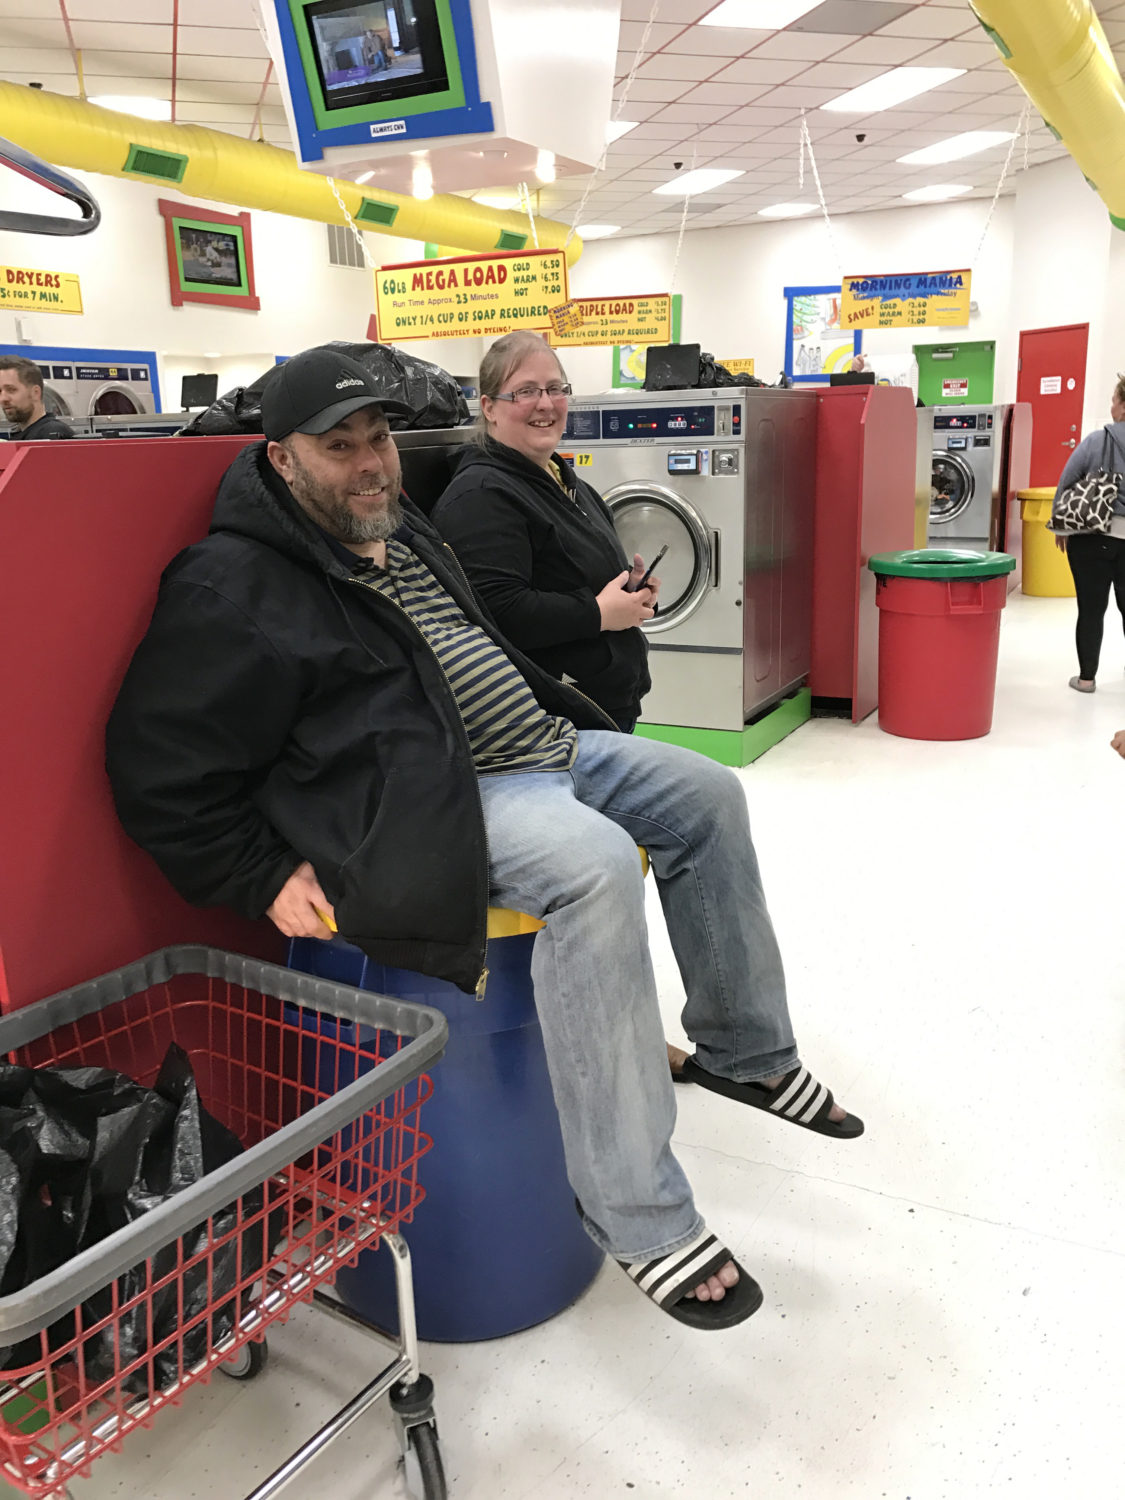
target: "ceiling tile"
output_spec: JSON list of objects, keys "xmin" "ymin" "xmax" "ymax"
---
[
  {"xmin": 172, "ymin": 79, "xmax": 267, "ymax": 105},
  {"xmin": 638, "ymin": 53, "xmax": 723, "ymax": 80},
  {"xmin": 70, "ymin": 21, "xmax": 172, "ymax": 51},
  {"xmin": 66, "ymin": 0, "xmax": 173, "ymax": 16},
  {"xmin": 178, "ymin": 26, "xmax": 268, "ymax": 60},
  {"xmin": 621, "ymin": 78, "xmax": 694, "ymax": 101},
  {"xmin": 794, "ymin": 60, "xmax": 884, "ymax": 86},
  {"xmin": 0, "ymin": 48, "xmax": 71, "ymax": 75},
  {"xmin": 621, "ymin": 0, "xmax": 715, "ymax": 20},
  {"xmin": 830, "ymin": 34, "xmax": 931, "ymax": 63},
  {"xmin": 0, "ymin": 72, "xmax": 79, "ymax": 94},
  {"xmin": 648, "ymin": 102, "xmax": 729, "ymax": 123},
  {"xmin": 177, "ymin": 103, "xmax": 255, "ymax": 125},
  {"xmin": 0, "ymin": 16, "xmax": 69, "ymax": 45},
  {"xmin": 724, "ymin": 103, "xmax": 804, "ymax": 126},
  {"xmin": 174, "ymin": 54, "xmax": 264, "ymax": 82},
  {"xmin": 80, "ymin": 51, "xmax": 173, "ymax": 80},
  {"xmin": 746, "ymin": 33, "xmax": 857, "ymax": 60},
  {"xmin": 616, "ymin": 20, "xmax": 687, "ymax": 54},
  {"xmin": 676, "ymin": 81, "xmax": 771, "ymax": 106},
  {"xmin": 756, "ymin": 82, "xmax": 843, "ymax": 107},
  {"xmin": 711, "ymin": 57, "xmax": 808, "ymax": 83},
  {"xmin": 668, "ymin": 25, "xmax": 773, "ymax": 56},
  {"xmin": 932, "ymin": 68, "xmax": 1013, "ymax": 94},
  {"xmin": 178, "ymin": 0, "xmax": 266, "ymax": 21},
  {"xmin": 788, "ymin": 1, "xmax": 915, "ymax": 35},
  {"xmin": 909, "ymin": 39, "xmax": 1004, "ymax": 69},
  {"xmin": 876, "ymin": 6, "xmax": 980, "ymax": 39}
]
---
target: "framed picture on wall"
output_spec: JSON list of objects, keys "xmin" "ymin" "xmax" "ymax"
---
[
  {"xmin": 783, "ymin": 284, "xmax": 859, "ymax": 383},
  {"xmin": 157, "ymin": 199, "xmax": 260, "ymax": 311}
]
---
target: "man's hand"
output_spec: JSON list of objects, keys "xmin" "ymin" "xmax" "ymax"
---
[
  {"xmin": 1111, "ymin": 730, "xmax": 1125, "ymax": 760},
  {"xmin": 266, "ymin": 860, "xmax": 337, "ymax": 939}
]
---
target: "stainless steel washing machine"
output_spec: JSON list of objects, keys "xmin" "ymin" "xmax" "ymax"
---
[
  {"xmin": 929, "ymin": 404, "xmax": 1004, "ymax": 545},
  {"xmin": 560, "ymin": 387, "xmax": 817, "ymax": 732}
]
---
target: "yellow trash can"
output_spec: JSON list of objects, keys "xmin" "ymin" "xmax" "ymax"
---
[{"xmin": 1019, "ymin": 489, "xmax": 1076, "ymax": 598}]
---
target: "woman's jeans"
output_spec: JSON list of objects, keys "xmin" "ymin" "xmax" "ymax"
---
[
  {"xmin": 479, "ymin": 731, "xmax": 798, "ymax": 1263},
  {"xmin": 1067, "ymin": 532, "xmax": 1125, "ymax": 679}
]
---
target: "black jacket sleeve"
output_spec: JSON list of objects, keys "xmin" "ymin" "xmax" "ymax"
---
[
  {"xmin": 106, "ymin": 581, "xmax": 305, "ymax": 917},
  {"xmin": 432, "ymin": 484, "xmax": 603, "ymax": 651}
]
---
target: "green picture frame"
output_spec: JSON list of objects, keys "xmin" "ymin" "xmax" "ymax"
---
[{"xmin": 158, "ymin": 199, "xmax": 260, "ymax": 311}]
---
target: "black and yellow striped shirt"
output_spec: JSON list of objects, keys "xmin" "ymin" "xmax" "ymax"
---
[{"xmin": 359, "ymin": 539, "xmax": 578, "ymax": 776}]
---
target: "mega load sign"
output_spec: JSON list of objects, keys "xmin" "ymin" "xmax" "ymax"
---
[
  {"xmin": 548, "ymin": 294, "xmax": 673, "ymax": 348},
  {"xmin": 372, "ymin": 249, "xmax": 568, "ymax": 342},
  {"xmin": 841, "ymin": 269, "xmax": 971, "ymax": 331},
  {"xmin": 0, "ymin": 264, "xmax": 83, "ymax": 314}
]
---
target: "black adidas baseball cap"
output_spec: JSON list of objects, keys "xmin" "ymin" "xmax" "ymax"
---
[{"xmin": 261, "ymin": 348, "xmax": 412, "ymax": 441}]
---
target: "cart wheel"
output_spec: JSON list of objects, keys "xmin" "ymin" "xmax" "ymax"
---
[
  {"xmin": 403, "ymin": 1421, "xmax": 446, "ymax": 1500},
  {"xmin": 220, "ymin": 1338, "xmax": 269, "ymax": 1381}
]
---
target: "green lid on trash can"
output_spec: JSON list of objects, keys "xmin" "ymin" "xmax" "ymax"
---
[{"xmin": 868, "ymin": 548, "xmax": 1016, "ymax": 580}]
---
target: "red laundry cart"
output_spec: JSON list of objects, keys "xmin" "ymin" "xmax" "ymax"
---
[{"xmin": 869, "ymin": 550, "xmax": 1017, "ymax": 741}]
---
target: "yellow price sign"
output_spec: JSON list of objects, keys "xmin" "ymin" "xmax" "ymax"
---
[
  {"xmin": 841, "ymin": 270, "xmax": 970, "ymax": 332},
  {"xmin": 372, "ymin": 249, "xmax": 568, "ymax": 342},
  {"xmin": 0, "ymin": 264, "xmax": 82, "ymax": 315},
  {"xmin": 549, "ymin": 294, "xmax": 672, "ymax": 348}
]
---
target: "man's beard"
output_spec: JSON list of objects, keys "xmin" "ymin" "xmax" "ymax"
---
[
  {"xmin": 288, "ymin": 454, "xmax": 403, "ymax": 544},
  {"xmin": 2, "ymin": 399, "xmax": 33, "ymax": 427}
]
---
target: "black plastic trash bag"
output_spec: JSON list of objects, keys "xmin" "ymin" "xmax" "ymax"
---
[
  {"xmin": 0, "ymin": 1046, "xmax": 269, "ymax": 1392},
  {"xmin": 181, "ymin": 340, "xmax": 470, "ymax": 436}
]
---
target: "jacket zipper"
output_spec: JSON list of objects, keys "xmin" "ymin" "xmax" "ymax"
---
[{"xmin": 344, "ymin": 572, "xmax": 491, "ymax": 999}]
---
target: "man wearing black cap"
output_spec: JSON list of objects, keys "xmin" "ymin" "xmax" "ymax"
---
[{"xmin": 108, "ymin": 347, "xmax": 861, "ymax": 1334}]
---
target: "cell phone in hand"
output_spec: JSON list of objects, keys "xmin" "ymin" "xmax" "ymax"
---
[{"xmin": 627, "ymin": 543, "xmax": 668, "ymax": 592}]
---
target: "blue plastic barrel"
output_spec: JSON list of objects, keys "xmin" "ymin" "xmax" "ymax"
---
[{"xmin": 288, "ymin": 932, "xmax": 604, "ymax": 1341}]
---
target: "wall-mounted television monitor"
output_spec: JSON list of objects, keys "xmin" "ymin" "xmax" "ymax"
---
[
  {"xmin": 175, "ymin": 225, "xmax": 244, "ymax": 289},
  {"xmin": 304, "ymin": 0, "xmax": 450, "ymax": 112},
  {"xmin": 181, "ymin": 373, "xmax": 219, "ymax": 410}
]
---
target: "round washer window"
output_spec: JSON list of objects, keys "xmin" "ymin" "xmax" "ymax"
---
[
  {"xmin": 604, "ymin": 484, "xmax": 713, "ymax": 633},
  {"xmin": 930, "ymin": 452, "xmax": 975, "ymax": 525}
]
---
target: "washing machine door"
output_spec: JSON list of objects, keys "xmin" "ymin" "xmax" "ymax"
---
[
  {"xmin": 90, "ymin": 383, "xmax": 142, "ymax": 416},
  {"xmin": 930, "ymin": 450, "xmax": 975, "ymax": 527},
  {"xmin": 42, "ymin": 385, "xmax": 72, "ymax": 418},
  {"xmin": 604, "ymin": 482, "xmax": 713, "ymax": 636}
]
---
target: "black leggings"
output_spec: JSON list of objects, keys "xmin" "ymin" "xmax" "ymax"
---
[{"xmin": 1066, "ymin": 533, "xmax": 1125, "ymax": 679}]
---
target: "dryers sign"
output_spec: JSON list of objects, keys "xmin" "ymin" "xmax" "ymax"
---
[
  {"xmin": 841, "ymin": 269, "xmax": 970, "ymax": 330},
  {"xmin": 0, "ymin": 264, "xmax": 83, "ymax": 314}
]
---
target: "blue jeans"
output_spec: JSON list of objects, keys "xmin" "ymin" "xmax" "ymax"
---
[{"xmin": 479, "ymin": 731, "xmax": 798, "ymax": 1263}]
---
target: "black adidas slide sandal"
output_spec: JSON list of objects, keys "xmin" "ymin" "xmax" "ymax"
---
[
  {"xmin": 680, "ymin": 1059, "xmax": 864, "ymax": 1139},
  {"xmin": 618, "ymin": 1227, "xmax": 763, "ymax": 1329}
]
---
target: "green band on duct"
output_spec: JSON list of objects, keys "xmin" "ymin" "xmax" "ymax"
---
[
  {"xmin": 1111, "ymin": 212, "xmax": 1125, "ymax": 232},
  {"xmin": 424, "ymin": 242, "xmax": 439, "ymax": 259},
  {"xmin": 1044, "ymin": 121, "xmax": 1062, "ymax": 141},
  {"xmin": 495, "ymin": 229, "xmax": 527, "ymax": 251},
  {"xmin": 356, "ymin": 198, "xmax": 399, "ymax": 227},
  {"xmin": 976, "ymin": 18, "xmax": 1012, "ymax": 60},
  {"xmin": 123, "ymin": 143, "xmax": 187, "ymax": 183}
]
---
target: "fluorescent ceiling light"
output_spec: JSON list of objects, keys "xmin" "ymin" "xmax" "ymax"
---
[
  {"xmin": 902, "ymin": 183, "xmax": 973, "ymax": 203},
  {"xmin": 575, "ymin": 223, "xmax": 621, "ymax": 239},
  {"xmin": 897, "ymin": 130, "xmax": 1017, "ymax": 165},
  {"xmin": 535, "ymin": 149, "xmax": 556, "ymax": 184},
  {"xmin": 88, "ymin": 94, "xmax": 171, "ymax": 121},
  {"xmin": 605, "ymin": 119, "xmax": 639, "ymax": 144},
  {"xmin": 652, "ymin": 167, "xmax": 744, "ymax": 196},
  {"xmin": 355, "ymin": 170, "xmax": 376, "ymax": 185},
  {"xmin": 758, "ymin": 201, "xmax": 817, "ymax": 218},
  {"xmin": 203, "ymin": 352, "xmax": 222, "ymax": 359},
  {"xmin": 701, "ymin": 0, "xmax": 821, "ymax": 27},
  {"xmin": 821, "ymin": 67, "xmax": 964, "ymax": 113},
  {"xmin": 412, "ymin": 161, "xmax": 433, "ymax": 201}
]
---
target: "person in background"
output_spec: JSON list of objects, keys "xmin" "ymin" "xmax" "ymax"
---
[
  {"xmin": 1053, "ymin": 374, "xmax": 1125, "ymax": 693},
  {"xmin": 432, "ymin": 332, "xmax": 655, "ymax": 734},
  {"xmin": 0, "ymin": 358, "xmax": 74, "ymax": 440},
  {"xmin": 431, "ymin": 334, "xmax": 690, "ymax": 1077},
  {"xmin": 1112, "ymin": 730, "xmax": 1125, "ymax": 758}
]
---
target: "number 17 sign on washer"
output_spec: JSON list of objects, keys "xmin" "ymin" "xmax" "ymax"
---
[{"xmin": 373, "ymin": 249, "xmax": 568, "ymax": 341}]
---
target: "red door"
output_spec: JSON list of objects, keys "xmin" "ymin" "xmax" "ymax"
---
[{"xmin": 1016, "ymin": 324, "xmax": 1089, "ymax": 487}]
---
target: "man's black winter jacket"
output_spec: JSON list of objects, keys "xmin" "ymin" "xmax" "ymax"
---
[
  {"xmin": 431, "ymin": 439, "xmax": 650, "ymax": 724},
  {"xmin": 106, "ymin": 442, "xmax": 613, "ymax": 993}
]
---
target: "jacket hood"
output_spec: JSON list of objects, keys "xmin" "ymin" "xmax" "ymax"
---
[
  {"xmin": 209, "ymin": 440, "xmax": 437, "ymax": 574},
  {"xmin": 1105, "ymin": 422, "xmax": 1125, "ymax": 462}
]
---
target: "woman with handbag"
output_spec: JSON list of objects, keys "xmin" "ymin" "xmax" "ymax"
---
[{"xmin": 1051, "ymin": 375, "xmax": 1125, "ymax": 692}]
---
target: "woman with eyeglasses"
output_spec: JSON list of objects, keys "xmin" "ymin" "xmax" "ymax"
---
[{"xmin": 432, "ymin": 331, "xmax": 657, "ymax": 734}]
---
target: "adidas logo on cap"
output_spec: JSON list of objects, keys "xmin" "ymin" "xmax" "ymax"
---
[{"xmin": 335, "ymin": 376, "xmax": 365, "ymax": 389}]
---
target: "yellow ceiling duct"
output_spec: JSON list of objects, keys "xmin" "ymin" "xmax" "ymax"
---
[
  {"xmin": 971, "ymin": 0, "xmax": 1125, "ymax": 229},
  {"xmin": 0, "ymin": 83, "xmax": 583, "ymax": 264}
]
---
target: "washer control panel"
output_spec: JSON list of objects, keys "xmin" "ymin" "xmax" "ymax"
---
[{"xmin": 564, "ymin": 403, "xmax": 743, "ymax": 441}]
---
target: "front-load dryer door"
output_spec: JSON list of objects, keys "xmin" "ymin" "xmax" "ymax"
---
[
  {"xmin": 930, "ymin": 450, "xmax": 976, "ymax": 530},
  {"xmin": 604, "ymin": 483, "xmax": 713, "ymax": 637}
]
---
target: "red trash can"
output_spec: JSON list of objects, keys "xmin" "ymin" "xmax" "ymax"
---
[{"xmin": 869, "ymin": 549, "xmax": 1017, "ymax": 741}]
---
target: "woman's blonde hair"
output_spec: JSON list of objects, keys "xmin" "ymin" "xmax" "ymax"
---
[{"xmin": 475, "ymin": 332, "xmax": 567, "ymax": 444}]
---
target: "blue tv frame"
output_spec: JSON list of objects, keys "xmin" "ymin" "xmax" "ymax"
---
[
  {"xmin": 274, "ymin": 0, "xmax": 493, "ymax": 162},
  {"xmin": 0, "ymin": 344, "xmax": 162, "ymax": 412},
  {"xmin": 783, "ymin": 284, "xmax": 862, "ymax": 385}
]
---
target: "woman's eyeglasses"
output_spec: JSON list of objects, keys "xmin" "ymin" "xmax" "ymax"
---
[{"xmin": 493, "ymin": 383, "xmax": 572, "ymax": 405}]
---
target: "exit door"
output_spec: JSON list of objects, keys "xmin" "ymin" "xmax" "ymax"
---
[{"xmin": 1016, "ymin": 324, "xmax": 1088, "ymax": 487}]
